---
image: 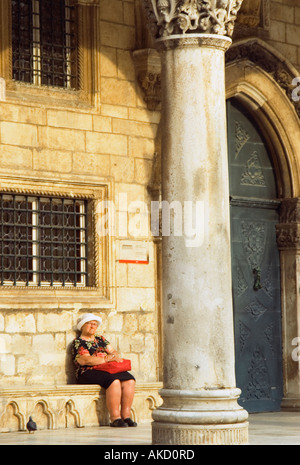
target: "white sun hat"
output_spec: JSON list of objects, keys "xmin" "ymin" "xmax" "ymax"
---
[{"xmin": 77, "ymin": 313, "xmax": 102, "ymax": 331}]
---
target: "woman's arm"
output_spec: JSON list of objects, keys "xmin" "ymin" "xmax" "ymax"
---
[
  {"xmin": 76, "ymin": 354, "xmax": 106, "ymax": 366},
  {"xmin": 105, "ymin": 344, "xmax": 123, "ymax": 362},
  {"xmin": 76, "ymin": 344, "xmax": 123, "ymax": 366}
]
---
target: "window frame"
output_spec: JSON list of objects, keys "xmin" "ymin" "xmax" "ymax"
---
[
  {"xmin": 0, "ymin": 178, "xmax": 114, "ymax": 309},
  {"xmin": 11, "ymin": 0, "xmax": 77, "ymax": 89},
  {"xmin": 0, "ymin": 0, "xmax": 98, "ymax": 107},
  {"xmin": 0, "ymin": 193, "xmax": 88, "ymax": 288}
]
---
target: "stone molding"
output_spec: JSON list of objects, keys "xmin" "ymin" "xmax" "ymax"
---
[
  {"xmin": 0, "ymin": 77, "xmax": 5, "ymax": 101},
  {"xmin": 142, "ymin": 0, "xmax": 244, "ymax": 39},
  {"xmin": 152, "ymin": 422, "xmax": 249, "ymax": 445},
  {"xmin": 0, "ymin": 383, "xmax": 162, "ymax": 432},
  {"xmin": 156, "ymin": 32, "xmax": 232, "ymax": 51},
  {"xmin": 226, "ymin": 38, "xmax": 300, "ymax": 119},
  {"xmin": 276, "ymin": 198, "xmax": 300, "ymax": 250},
  {"xmin": 152, "ymin": 388, "xmax": 249, "ymax": 444},
  {"xmin": 74, "ymin": 0, "xmax": 100, "ymax": 5},
  {"xmin": 0, "ymin": 177, "xmax": 112, "ymax": 307}
]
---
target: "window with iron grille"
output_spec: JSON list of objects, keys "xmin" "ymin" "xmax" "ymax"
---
[
  {"xmin": 0, "ymin": 193, "xmax": 88, "ymax": 287},
  {"xmin": 12, "ymin": 0, "xmax": 77, "ymax": 88}
]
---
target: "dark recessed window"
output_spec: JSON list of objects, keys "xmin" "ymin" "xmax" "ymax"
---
[
  {"xmin": 0, "ymin": 193, "xmax": 88, "ymax": 287},
  {"xmin": 12, "ymin": 0, "xmax": 77, "ymax": 88}
]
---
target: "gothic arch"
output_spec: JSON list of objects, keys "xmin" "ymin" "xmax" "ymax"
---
[
  {"xmin": 0, "ymin": 401, "xmax": 25, "ymax": 432},
  {"xmin": 65, "ymin": 399, "xmax": 82, "ymax": 428},
  {"xmin": 225, "ymin": 37, "xmax": 300, "ymax": 199},
  {"xmin": 32, "ymin": 400, "xmax": 54, "ymax": 430}
]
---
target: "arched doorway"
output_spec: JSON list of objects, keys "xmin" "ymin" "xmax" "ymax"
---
[{"xmin": 227, "ymin": 98, "xmax": 283, "ymax": 413}]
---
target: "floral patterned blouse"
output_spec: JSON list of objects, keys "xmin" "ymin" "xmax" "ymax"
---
[{"xmin": 72, "ymin": 335, "xmax": 110, "ymax": 379}]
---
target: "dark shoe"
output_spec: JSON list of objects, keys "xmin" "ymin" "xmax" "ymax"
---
[
  {"xmin": 110, "ymin": 418, "xmax": 128, "ymax": 427},
  {"xmin": 123, "ymin": 417, "xmax": 137, "ymax": 427}
]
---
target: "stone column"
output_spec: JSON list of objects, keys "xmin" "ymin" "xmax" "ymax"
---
[
  {"xmin": 276, "ymin": 198, "xmax": 300, "ymax": 411},
  {"xmin": 141, "ymin": 0, "xmax": 248, "ymax": 445}
]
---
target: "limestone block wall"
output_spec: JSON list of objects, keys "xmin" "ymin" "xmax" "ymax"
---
[
  {"xmin": 269, "ymin": 0, "xmax": 300, "ymax": 71},
  {"xmin": 0, "ymin": 0, "xmax": 161, "ymax": 390}
]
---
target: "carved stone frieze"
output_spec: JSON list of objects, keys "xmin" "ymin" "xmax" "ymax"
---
[
  {"xmin": 141, "ymin": 0, "xmax": 244, "ymax": 39},
  {"xmin": 279, "ymin": 198, "xmax": 300, "ymax": 224},
  {"xmin": 133, "ymin": 48, "xmax": 161, "ymax": 110},
  {"xmin": 237, "ymin": 0, "xmax": 261, "ymax": 28},
  {"xmin": 226, "ymin": 40, "xmax": 300, "ymax": 119},
  {"xmin": 276, "ymin": 198, "xmax": 300, "ymax": 250},
  {"xmin": 234, "ymin": 0, "xmax": 270, "ymax": 39}
]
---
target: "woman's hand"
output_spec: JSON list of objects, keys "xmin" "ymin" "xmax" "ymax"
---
[
  {"xmin": 104, "ymin": 344, "xmax": 123, "ymax": 362},
  {"xmin": 105, "ymin": 353, "xmax": 123, "ymax": 363}
]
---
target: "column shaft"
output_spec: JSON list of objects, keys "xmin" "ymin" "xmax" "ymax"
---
[{"xmin": 152, "ymin": 35, "xmax": 248, "ymax": 445}]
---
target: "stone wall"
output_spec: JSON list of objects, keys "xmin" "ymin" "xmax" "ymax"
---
[
  {"xmin": 269, "ymin": 0, "xmax": 300, "ymax": 70},
  {"xmin": 0, "ymin": 0, "xmax": 161, "ymax": 392}
]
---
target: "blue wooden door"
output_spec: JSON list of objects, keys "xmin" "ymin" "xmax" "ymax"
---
[{"xmin": 227, "ymin": 99, "xmax": 283, "ymax": 413}]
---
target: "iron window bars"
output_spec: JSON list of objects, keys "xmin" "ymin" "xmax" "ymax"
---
[
  {"xmin": 12, "ymin": 0, "xmax": 77, "ymax": 88},
  {"xmin": 0, "ymin": 193, "xmax": 88, "ymax": 287}
]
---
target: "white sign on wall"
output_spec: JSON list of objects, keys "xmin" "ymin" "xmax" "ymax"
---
[{"xmin": 119, "ymin": 241, "xmax": 149, "ymax": 264}]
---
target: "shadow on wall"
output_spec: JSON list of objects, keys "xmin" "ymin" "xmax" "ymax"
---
[{"xmin": 65, "ymin": 340, "xmax": 77, "ymax": 384}]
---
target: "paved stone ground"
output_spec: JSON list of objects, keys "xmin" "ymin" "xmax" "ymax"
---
[{"xmin": 0, "ymin": 412, "xmax": 299, "ymax": 445}]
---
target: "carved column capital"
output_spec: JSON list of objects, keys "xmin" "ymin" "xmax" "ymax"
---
[
  {"xmin": 133, "ymin": 49, "xmax": 162, "ymax": 111},
  {"xmin": 142, "ymin": 0, "xmax": 244, "ymax": 40},
  {"xmin": 276, "ymin": 198, "xmax": 300, "ymax": 250}
]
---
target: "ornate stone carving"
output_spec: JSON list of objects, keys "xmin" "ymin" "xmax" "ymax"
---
[
  {"xmin": 226, "ymin": 40, "xmax": 300, "ymax": 120},
  {"xmin": 239, "ymin": 320, "xmax": 251, "ymax": 352},
  {"xmin": 235, "ymin": 120, "xmax": 250, "ymax": 158},
  {"xmin": 241, "ymin": 220, "xmax": 266, "ymax": 270},
  {"xmin": 234, "ymin": 0, "xmax": 270, "ymax": 39},
  {"xmin": 279, "ymin": 198, "xmax": 300, "ymax": 224},
  {"xmin": 237, "ymin": 0, "xmax": 261, "ymax": 28},
  {"xmin": 276, "ymin": 198, "xmax": 300, "ymax": 250},
  {"xmin": 246, "ymin": 346, "xmax": 270, "ymax": 400},
  {"xmin": 240, "ymin": 152, "xmax": 266, "ymax": 187},
  {"xmin": 142, "ymin": 0, "xmax": 244, "ymax": 39},
  {"xmin": 245, "ymin": 299, "xmax": 267, "ymax": 322},
  {"xmin": 133, "ymin": 49, "xmax": 161, "ymax": 110}
]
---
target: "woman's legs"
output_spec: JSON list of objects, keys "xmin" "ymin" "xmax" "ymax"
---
[
  {"xmin": 106, "ymin": 378, "xmax": 136, "ymax": 423},
  {"xmin": 106, "ymin": 379, "xmax": 122, "ymax": 422},
  {"xmin": 120, "ymin": 379, "xmax": 136, "ymax": 419}
]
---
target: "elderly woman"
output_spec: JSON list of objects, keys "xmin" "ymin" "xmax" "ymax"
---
[{"xmin": 72, "ymin": 313, "xmax": 137, "ymax": 428}]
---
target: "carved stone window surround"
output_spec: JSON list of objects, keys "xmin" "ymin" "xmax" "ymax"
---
[
  {"xmin": 0, "ymin": 0, "xmax": 100, "ymax": 108},
  {"xmin": 0, "ymin": 176, "xmax": 114, "ymax": 309}
]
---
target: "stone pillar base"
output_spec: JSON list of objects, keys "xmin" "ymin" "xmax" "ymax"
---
[
  {"xmin": 281, "ymin": 397, "xmax": 300, "ymax": 411},
  {"xmin": 151, "ymin": 388, "xmax": 249, "ymax": 445},
  {"xmin": 152, "ymin": 421, "xmax": 248, "ymax": 445}
]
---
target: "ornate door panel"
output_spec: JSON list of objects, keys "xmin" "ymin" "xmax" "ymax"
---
[{"xmin": 227, "ymin": 100, "xmax": 283, "ymax": 413}]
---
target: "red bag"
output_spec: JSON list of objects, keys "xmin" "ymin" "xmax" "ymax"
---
[{"xmin": 94, "ymin": 359, "xmax": 131, "ymax": 374}]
